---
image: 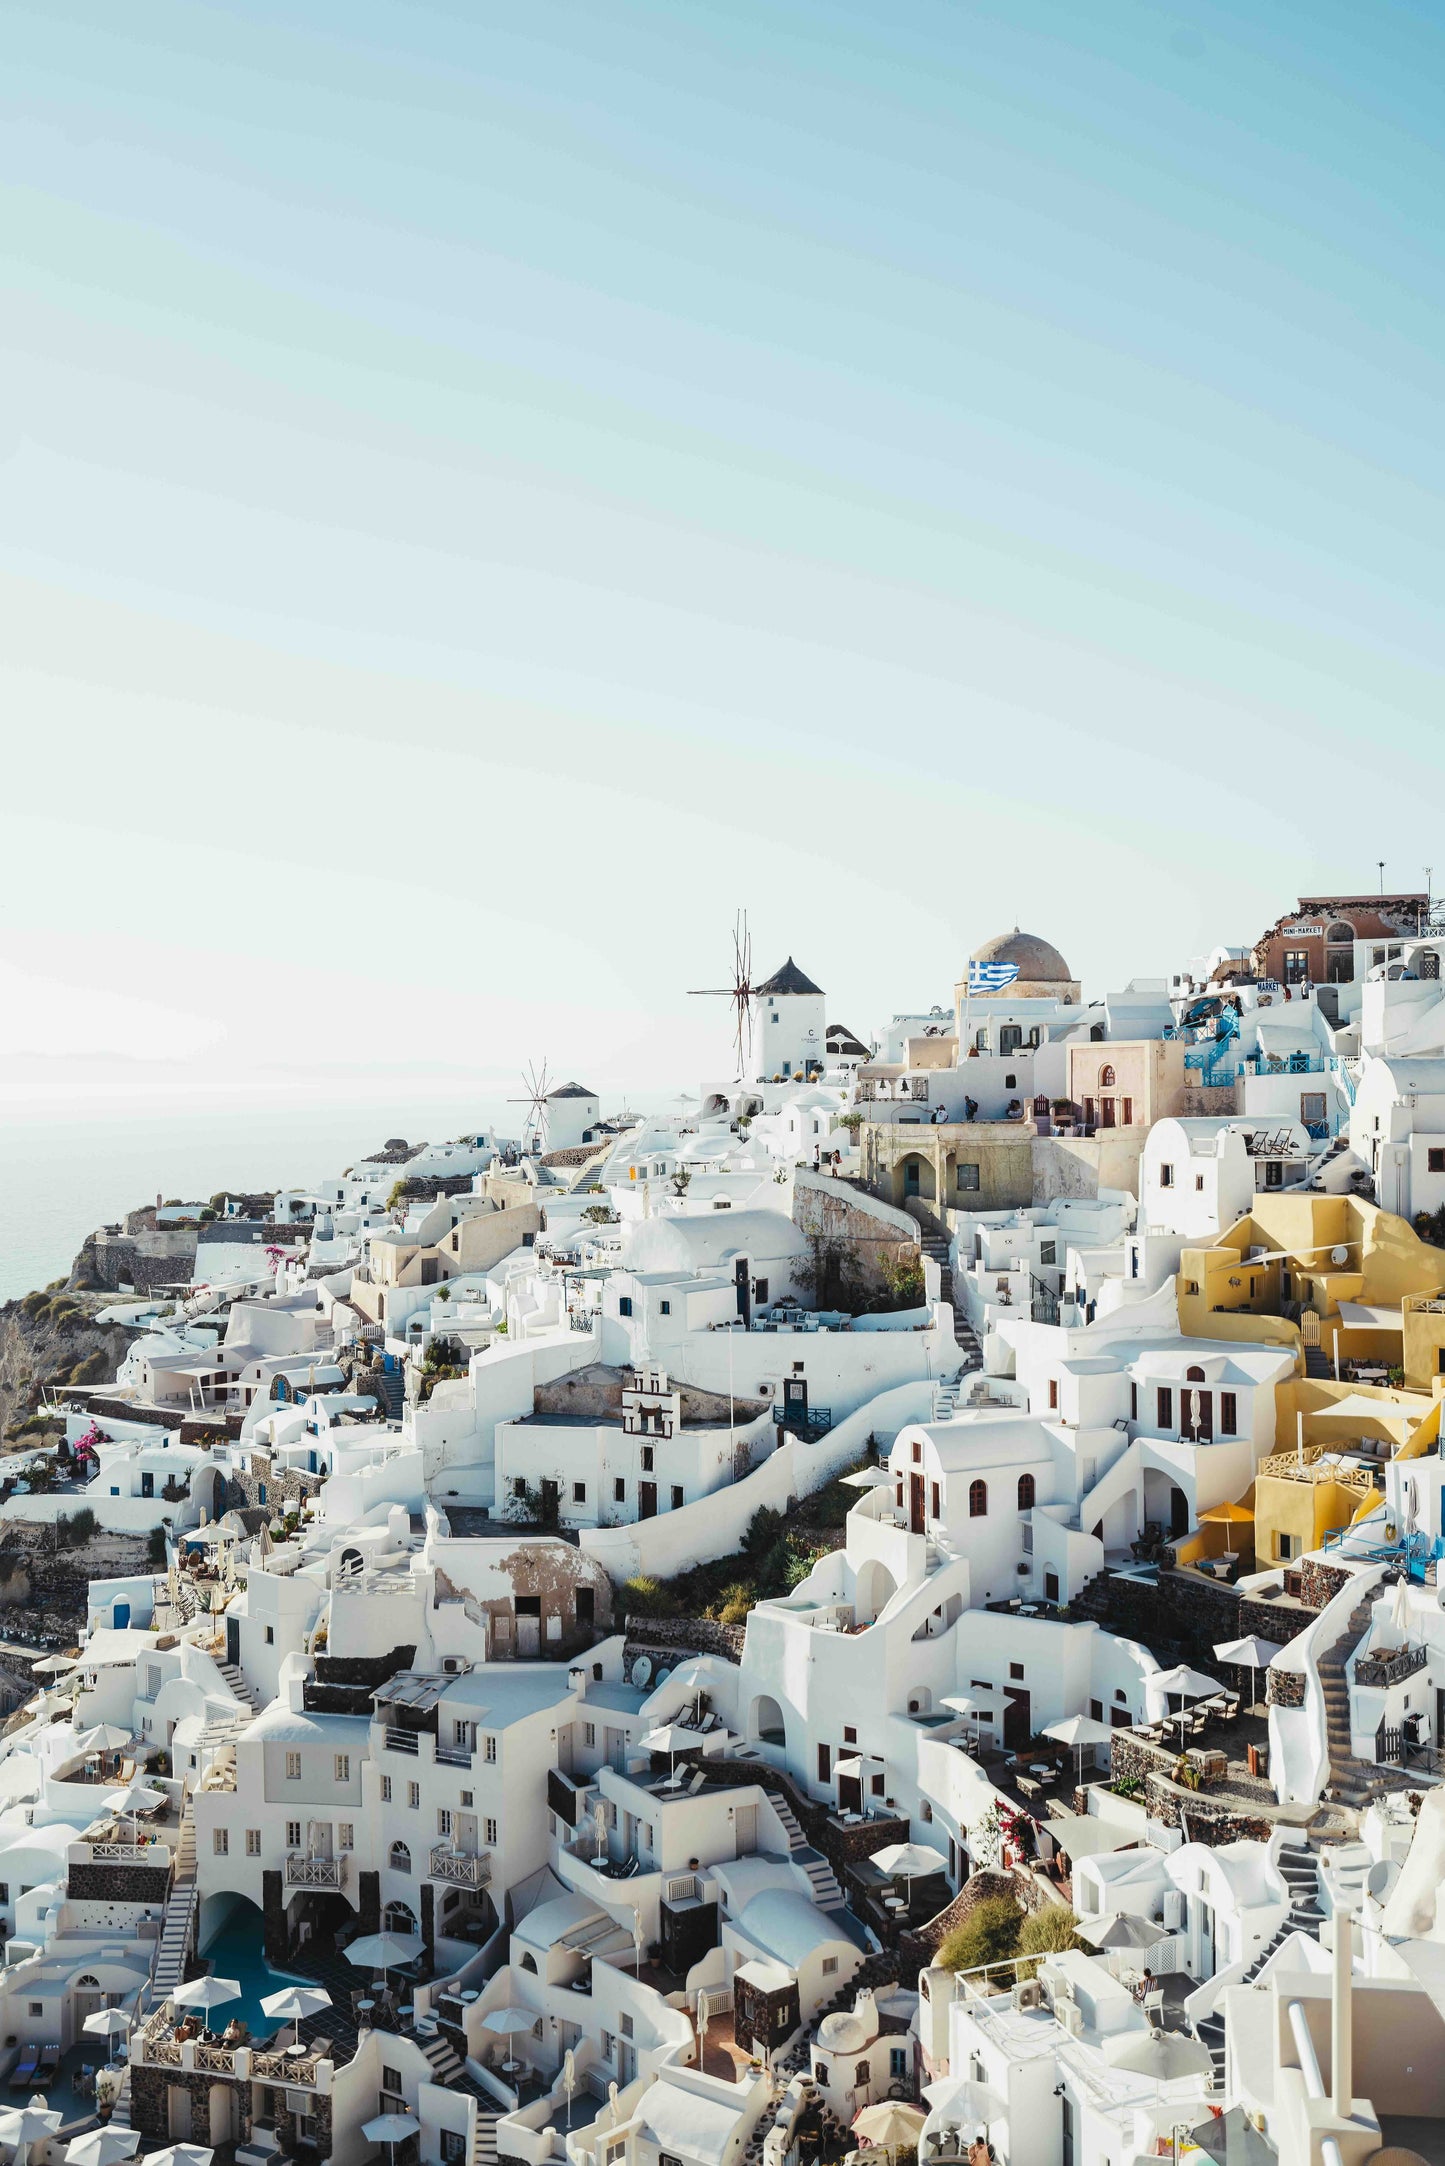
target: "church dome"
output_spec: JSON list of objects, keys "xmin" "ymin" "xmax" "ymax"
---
[
  {"xmin": 970, "ymin": 928, "xmax": 1073, "ymax": 984},
  {"xmin": 817, "ymin": 2009, "xmax": 868, "ymax": 2053}
]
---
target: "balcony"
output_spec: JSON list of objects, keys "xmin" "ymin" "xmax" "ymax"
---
[
  {"xmin": 1355, "ymin": 1644, "xmax": 1429, "ymax": 1689},
  {"xmin": 429, "ymin": 1845, "xmax": 491, "ymax": 1887},
  {"xmin": 384, "ymin": 1726, "xmax": 421, "ymax": 1755},
  {"xmin": 435, "ymin": 1743, "xmax": 473, "ymax": 1770},
  {"xmin": 286, "ymin": 1852, "xmax": 348, "ymax": 1887}
]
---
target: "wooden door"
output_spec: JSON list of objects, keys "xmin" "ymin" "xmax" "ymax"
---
[
  {"xmin": 1003, "ymin": 1685, "xmax": 1031, "ymax": 1749},
  {"xmin": 909, "ymin": 1473, "xmax": 926, "ymax": 1535},
  {"xmin": 638, "ymin": 1481, "xmax": 657, "ymax": 1519}
]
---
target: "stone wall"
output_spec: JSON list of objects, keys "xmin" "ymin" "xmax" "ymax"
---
[
  {"xmin": 1106, "ymin": 1732, "xmax": 1274, "ymax": 1844},
  {"xmin": 1267, "ymin": 1669, "xmax": 1305, "ymax": 1707},
  {"xmin": 67, "ymin": 1860, "xmax": 171, "ymax": 1904},
  {"xmin": 78, "ymin": 1229, "xmax": 198, "ymax": 1292},
  {"xmin": 1078, "ymin": 1566, "xmax": 1313, "ymax": 1672},
  {"xmin": 622, "ymin": 1615, "xmax": 746, "ymax": 1665},
  {"xmin": 1300, "ymin": 1557, "xmax": 1351, "ymax": 1610},
  {"xmin": 131, "ymin": 2063, "xmax": 333, "ymax": 2155},
  {"xmin": 225, "ymin": 1452, "xmax": 323, "ymax": 1517}
]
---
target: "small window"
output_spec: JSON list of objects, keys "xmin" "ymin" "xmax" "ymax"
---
[
  {"xmin": 822, "ymin": 1956, "xmax": 839, "ymax": 1976},
  {"xmin": 512, "ymin": 1477, "xmax": 526, "ymax": 1498},
  {"xmin": 660, "ymin": 1300, "xmax": 671, "ymax": 1316},
  {"xmin": 573, "ymin": 1481, "xmax": 586, "ymax": 1503},
  {"xmin": 856, "ymin": 2061, "xmax": 871, "ymax": 2086},
  {"xmin": 1017, "ymin": 1472, "xmax": 1035, "ymax": 1511},
  {"xmin": 287, "ymin": 1820, "xmax": 301, "ymax": 1846},
  {"xmin": 389, "ymin": 1842, "xmax": 411, "ymax": 1872},
  {"xmin": 641, "ymin": 1445, "xmax": 654, "ymax": 1472},
  {"xmin": 382, "ymin": 2065, "xmax": 402, "ymax": 2094},
  {"xmin": 246, "ymin": 1829, "xmax": 261, "ymax": 1856},
  {"xmin": 912, "ymin": 1440, "xmax": 922, "ymax": 1463},
  {"xmin": 334, "ymin": 1754, "xmax": 350, "ymax": 1782},
  {"xmin": 484, "ymin": 1735, "xmax": 497, "ymax": 1764},
  {"xmin": 381, "ymin": 1777, "xmax": 392, "ymax": 1804},
  {"xmin": 461, "ymin": 1789, "xmax": 473, "ymax": 1806},
  {"xmin": 844, "ymin": 1726, "xmax": 857, "ymax": 1745},
  {"xmin": 618, "ymin": 1296, "xmax": 633, "ymax": 1317},
  {"xmin": 1302, "ymin": 1093, "xmax": 1327, "ymax": 1126},
  {"xmin": 339, "ymin": 1823, "xmax": 353, "ymax": 1849},
  {"xmin": 1048, "ymin": 1379, "xmax": 1058, "ymax": 1410},
  {"xmin": 1157, "ymin": 1386, "xmax": 1173, "ymax": 1429},
  {"xmin": 1009, "ymin": 1661, "xmax": 1024, "ymax": 1681},
  {"xmin": 408, "ymin": 1782, "xmax": 420, "ymax": 1809},
  {"xmin": 1091, "ymin": 1699, "xmax": 1103, "ymax": 1722},
  {"xmin": 264, "ymin": 1625, "xmax": 274, "ymax": 1645},
  {"xmin": 1040, "ymin": 1240, "xmax": 1056, "ymax": 1266},
  {"xmin": 671, "ymin": 1485, "xmax": 684, "ymax": 1509},
  {"xmin": 755, "ymin": 1278, "xmax": 768, "ymax": 1305},
  {"xmin": 969, "ymin": 1479, "xmax": 987, "ymax": 1518},
  {"xmin": 1431, "ymin": 1149, "xmax": 1445, "ymax": 1174},
  {"xmin": 956, "ymin": 1163, "xmax": 980, "ymax": 1191},
  {"xmin": 1100, "ymin": 1065, "xmax": 1116, "ymax": 1088},
  {"xmin": 1121, "ymin": 1098, "xmax": 1133, "ymax": 1125},
  {"xmin": 285, "ymin": 1751, "xmax": 301, "ymax": 1781},
  {"xmin": 485, "ymin": 1818, "xmax": 498, "ymax": 1845},
  {"xmin": 1220, "ymin": 1392, "xmax": 1238, "ymax": 1435},
  {"xmin": 1195, "ymin": 1174, "xmax": 1205, "ymax": 1191},
  {"xmin": 614, "ymin": 1477, "xmax": 626, "ymax": 1502},
  {"xmin": 213, "ymin": 1828, "xmax": 229, "ymax": 1856},
  {"xmin": 1130, "ymin": 1380, "xmax": 1138, "ymax": 1420},
  {"xmin": 930, "ymin": 1480, "xmax": 940, "ymax": 1519},
  {"xmin": 437, "ymin": 1809, "xmax": 452, "ymax": 1837}
]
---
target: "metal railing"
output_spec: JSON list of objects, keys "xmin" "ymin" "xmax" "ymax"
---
[
  {"xmin": 384, "ymin": 1727, "xmax": 420, "ymax": 1755},
  {"xmin": 435, "ymin": 1743, "xmax": 473, "ymax": 1770},
  {"xmin": 1355, "ymin": 1644, "xmax": 1428, "ymax": 1689}
]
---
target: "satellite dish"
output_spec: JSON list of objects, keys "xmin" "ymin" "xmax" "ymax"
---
[
  {"xmin": 655, "ymin": 1667, "xmax": 671, "ymax": 1686},
  {"xmin": 631, "ymin": 1655, "xmax": 652, "ymax": 1687},
  {"xmin": 1331, "ymin": 1246, "xmax": 1350, "ymax": 1266}
]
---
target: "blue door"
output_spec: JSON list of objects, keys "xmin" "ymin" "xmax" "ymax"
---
[{"xmin": 113, "ymin": 1601, "xmax": 130, "ymax": 1629}]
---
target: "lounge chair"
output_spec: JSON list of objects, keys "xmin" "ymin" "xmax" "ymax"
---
[
  {"xmin": 10, "ymin": 2046, "xmax": 38, "ymax": 2089},
  {"xmin": 35, "ymin": 2044, "xmax": 60, "ymax": 2083}
]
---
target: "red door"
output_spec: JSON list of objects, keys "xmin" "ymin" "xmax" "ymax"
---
[{"xmin": 909, "ymin": 1473, "xmax": 926, "ymax": 1535}]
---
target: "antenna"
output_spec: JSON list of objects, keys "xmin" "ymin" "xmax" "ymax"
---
[
  {"xmin": 507, "ymin": 1060, "xmax": 551, "ymax": 1153},
  {"xmin": 688, "ymin": 910, "xmax": 757, "ymax": 1079}
]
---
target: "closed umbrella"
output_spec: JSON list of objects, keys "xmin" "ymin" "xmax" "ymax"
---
[
  {"xmin": 1391, "ymin": 1574, "xmax": 1413, "ymax": 1639},
  {"xmin": 1075, "ymin": 1911, "xmax": 1159, "ymax": 1952},
  {"xmin": 1044, "ymin": 1713, "xmax": 1116, "ymax": 1784},
  {"xmin": 0, "ymin": 2107, "xmax": 63, "ymax": 2166},
  {"xmin": 1213, "ymin": 1635, "xmax": 1284, "ymax": 1715},
  {"xmin": 1104, "ymin": 2030, "xmax": 1213, "ymax": 2081},
  {"xmin": 261, "ymin": 1984, "xmax": 331, "ymax": 2050},
  {"xmin": 362, "ymin": 2117, "xmax": 419, "ymax": 2166},
  {"xmin": 172, "ymin": 1976, "xmax": 241, "ymax": 2014},
  {"xmin": 66, "ymin": 2131, "xmax": 142, "ymax": 2166}
]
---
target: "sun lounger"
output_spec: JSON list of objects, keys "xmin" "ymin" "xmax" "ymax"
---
[
  {"xmin": 35, "ymin": 2044, "xmax": 60, "ymax": 2082},
  {"xmin": 10, "ymin": 2046, "xmax": 38, "ymax": 2088}
]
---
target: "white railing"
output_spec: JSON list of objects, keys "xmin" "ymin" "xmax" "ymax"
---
[
  {"xmin": 429, "ymin": 1845, "xmax": 491, "ymax": 1887},
  {"xmin": 286, "ymin": 1853, "xmax": 347, "ymax": 1887}
]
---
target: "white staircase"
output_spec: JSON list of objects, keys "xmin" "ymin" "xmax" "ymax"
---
[
  {"xmin": 150, "ymin": 1810, "xmax": 197, "ymax": 2007},
  {"xmin": 768, "ymin": 1790, "xmax": 846, "ymax": 1909},
  {"xmin": 216, "ymin": 1661, "xmax": 261, "ymax": 1713}
]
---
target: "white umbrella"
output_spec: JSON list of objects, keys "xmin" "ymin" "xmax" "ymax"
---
[
  {"xmin": 870, "ymin": 1841, "xmax": 948, "ymax": 1897},
  {"xmin": 1213, "ymin": 1634, "xmax": 1284, "ymax": 1714},
  {"xmin": 102, "ymin": 1779, "xmax": 166, "ymax": 1842},
  {"xmin": 941, "ymin": 1693, "xmax": 983, "ymax": 1748},
  {"xmin": 345, "ymin": 1932, "xmax": 423, "ymax": 1984},
  {"xmin": 362, "ymin": 2113, "xmax": 419, "ymax": 2166},
  {"xmin": 82, "ymin": 2007, "xmax": 134, "ymax": 2066},
  {"xmin": 144, "ymin": 2149, "xmax": 213, "ymax": 2166},
  {"xmin": 1151, "ymin": 1664, "xmax": 1229, "ymax": 1749},
  {"xmin": 853, "ymin": 2101, "xmax": 926, "ymax": 2153},
  {"xmin": 1104, "ymin": 2029, "xmax": 1213, "ymax": 2081},
  {"xmin": 921, "ymin": 2072, "xmax": 1005, "ymax": 2128},
  {"xmin": 30, "ymin": 1656, "xmax": 75, "ymax": 1678},
  {"xmin": 261, "ymin": 1983, "xmax": 331, "ymax": 2049},
  {"xmin": 1391, "ymin": 1574, "xmax": 1413, "ymax": 1639},
  {"xmin": 172, "ymin": 1975, "xmax": 242, "ymax": 2013},
  {"xmin": 66, "ymin": 2131, "xmax": 142, "ymax": 2166},
  {"xmin": 638, "ymin": 1723, "xmax": 701, "ymax": 1775},
  {"xmin": 1044, "ymin": 1712, "xmax": 1116, "ymax": 1784},
  {"xmin": 1076, "ymin": 1911, "xmax": 1159, "ymax": 1952},
  {"xmin": 483, "ymin": 2006, "xmax": 540, "ymax": 2035},
  {"xmin": 0, "ymin": 2107, "xmax": 63, "ymax": 2166},
  {"xmin": 71, "ymin": 1724, "xmax": 131, "ymax": 1754}
]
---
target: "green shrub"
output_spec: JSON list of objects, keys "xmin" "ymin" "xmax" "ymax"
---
[
  {"xmin": 146, "ymin": 1526, "xmax": 168, "ymax": 1567},
  {"xmin": 69, "ymin": 1350, "xmax": 110, "ymax": 1386},
  {"xmin": 717, "ymin": 1583, "xmax": 755, "ymax": 1625},
  {"xmin": 937, "ymin": 1897, "xmax": 1023, "ymax": 1974},
  {"xmin": 1017, "ymin": 1905, "xmax": 1083, "ymax": 1975},
  {"xmin": 620, "ymin": 1574, "xmax": 678, "ymax": 1618},
  {"xmin": 20, "ymin": 1291, "xmax": 48, "ymax": 1320}
]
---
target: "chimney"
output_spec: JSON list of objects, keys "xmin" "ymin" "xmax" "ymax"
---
[{"xmin": 1332, "ymin": 1910, "xmax": 1353, "ymax": 2117}]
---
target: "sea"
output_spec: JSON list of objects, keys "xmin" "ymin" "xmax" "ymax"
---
[{"xmin": 0, "ymin": 1102, "xmax": 529, "ymax": 1304}]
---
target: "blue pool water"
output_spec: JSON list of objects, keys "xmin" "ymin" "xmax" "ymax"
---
[{"xmin": 199, "ymin": 1903, "xmax": 310, "ymax": 2031}]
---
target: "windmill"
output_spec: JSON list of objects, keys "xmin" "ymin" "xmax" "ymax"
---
[
  {"xmin": 689, "ymin": 911, "xmax": 757, "ymax": 1078},
  {"xmin": 508, "ymin": 1060, "xmax": 551, "ymax": 1154}
]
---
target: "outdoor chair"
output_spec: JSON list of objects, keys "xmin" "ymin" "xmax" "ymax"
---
[{"xmin": 1142, "ymin": 1990, "xmax": 1165, "ymax": 2027}]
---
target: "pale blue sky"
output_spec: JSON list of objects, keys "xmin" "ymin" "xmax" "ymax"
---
[{"xmin": 4, "ymin": 0, "xmax": 1444, "ymax": 1124}]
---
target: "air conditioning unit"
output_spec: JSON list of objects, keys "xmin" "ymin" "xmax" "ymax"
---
[
  {"xmin": 1016, "ymin": 1562, "xmax": 1031, "ymax": 1575},
  {"xmin": 758, "ymin": 1382, "xmax": 774, "ymax": 1397},
  {"xmin": 1011, "ymin": 1980, "xmax": 1043, "ymax": 2010},
  {"xmin": 1058, "ymin": 2001, "xmax": 1084, "ymax": 2037}
]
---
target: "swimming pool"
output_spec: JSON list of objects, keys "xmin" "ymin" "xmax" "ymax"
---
[{"xmin": 199, "ymin": 1903, "xmax": 310, "ymax": 2030}]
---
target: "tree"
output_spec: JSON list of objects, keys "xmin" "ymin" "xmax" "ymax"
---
[
  {"xmin": 937, "ymin": 1896, "xmax": 1023, "ymax": 1974},
  {"xmin": 837, "ymin": 1112, "xmax": 864, "ymax": 1135},
  {"xmin": 878, "ymin": 1254, "xmax": 925, "ymax": 1310}
]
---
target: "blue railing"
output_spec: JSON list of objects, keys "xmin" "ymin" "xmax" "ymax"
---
[
  {"xmin": 1329, "ymin": 1056, "xmax": 1360, "ymax": 1106},
  {"xmin": 1242, "ymin": 1051, "xmax": 1325, "ymax": 1075},
  {"xmin": 1320, "ymin": 1526, "xmax": 1443, "ymax": 1582}
]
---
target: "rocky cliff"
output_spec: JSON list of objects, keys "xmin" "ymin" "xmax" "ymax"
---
[{"xmin": 0, "ymin": 1289, "xmax": 133, "ymax": 1440}]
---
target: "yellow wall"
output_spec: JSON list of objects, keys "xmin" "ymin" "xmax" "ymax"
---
[{"xmin": 1253, "ymin": 1470, "xmax": 1364, "ymax": 1563}]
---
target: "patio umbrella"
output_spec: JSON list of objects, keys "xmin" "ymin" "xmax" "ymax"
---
[
  {"xmin": 638, "ymin": 1723, "xmax": 700, "ymax": 1775},
  {"xmin": 345, "ymin": 1932, "xmax": 423, "ymax": 1986},
  {"xmin": 82, "ymin": 2007, "xmax": 134, "ymax": 2066},
  {"xmin": 102, "ymin": 1779, "xmax": 166, "ymax": 1842},
  {"xmin": 853, "ymin": 2101, "xmax": 926, "ymax": 2154},
  {"xmin": 1212, "ymin": 1635, "xmax": 1284, "ymax": 1714},
  {"xmin": 1104, "ymin": 2030, "xmax": 1213, "ymax": 2081},
  {"xmin": 71, "ymin": 1724, "xmax": 131, "ymax": 1754},
  {"xmin": 483, "ymin": 2007, "xmax": 539, "ymax": 2036},
  {"xmin": 362, "ymin": 2113, "xmax": 419, "ymax": 2166},
  {"xmin": 0, "ymin": 2106, "xmax": 63, "ymax": 2166},
  {"xmin": 1075, "ymin": 1911, "xmax": 1159, "ymax": 1952},
  {"xmin": 1198, "ymin": 1502, "xmax": 1254, "ymax": 1525},
  {"xmin": 1044, "ymin": 1713, "xmax": 1116, "ymax": 1784},
  {"xmin": 1151, "ymin": 1665, "xmax": 1228, "ymax": 1750},
  {"xmin": 921, "ymin": 2073, "xmax": 1005, "ymax": 2128},
  {"xmin": 941, "ymin": 1694, "xmax": 983, "ymax": 1748},
  {"xmin": 172, "ymin": 1975, "xmax": 242, "ymax": 2014},
  {"xmin": 261, "ymin": 1984, "xmax": 332, "ymax": 2050},
  {"xmin": 1391, "ymin": 1574, "xmax": 1414, "ymax": 1638},
  {"xmin": 66, "ymin": 2131, "xmax": 142, "ymax": 2166},
  {"xmin": 143, "ymin": 2149, "xmax": 213, "ymax": 2166},
  {"xmin": 30, "ymin": 1656, "xmax": 75, "ymax": 1678},
  {"xmin": 870, "ymin": 1841, "xmax": 948, "ymax": 1896}
]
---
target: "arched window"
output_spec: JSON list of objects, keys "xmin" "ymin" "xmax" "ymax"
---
[
  {"xmin": 1017, "ymin": 1473, "xmax": 1035, "ymax": 1512},
  {"xmin": 388, "ymin": 1841, "xmax": 411, "ymax": 1873},
  {"xmin": 1100, "ymin": 1065, "xmax": 1116, "ymax": 1088},
  {"xmin": 76, "ymin": 1974, "xmax": 99, "ymax": 1989},
  {"xmin": 1186, "ymin": 1364, "xmax": 1205, "ymax": 1382},
  {"xmin": 384, "ymin": 1901, "xmax": 416, "ymax": 1934},
  {"xmin": 969, "ymin": 1480, "xmax": 988, "ymax": 1518}
]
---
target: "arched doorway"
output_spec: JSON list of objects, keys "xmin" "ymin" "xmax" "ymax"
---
[
  {"xmin": 855, "ymin": 1558, "xmax": 898, "ymax": 1625},
  {"xmin": 749, "ymin": 1695, "xmax": 785, "ymax": 1747}
]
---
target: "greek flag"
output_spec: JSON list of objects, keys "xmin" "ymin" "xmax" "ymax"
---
[{"xmin": 969, "ymin": 959, "xmax": 1021, "ymax": 991}]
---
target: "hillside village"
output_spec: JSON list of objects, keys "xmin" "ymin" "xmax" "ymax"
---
[{"xmin": 6, "ymin": 898, "xmax": 1445, "ymax": 2166}]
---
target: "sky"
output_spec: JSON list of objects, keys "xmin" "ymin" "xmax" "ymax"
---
[{"xmin": 4, "ymin": 0, "xmax": 1445, "ymax": 1129}]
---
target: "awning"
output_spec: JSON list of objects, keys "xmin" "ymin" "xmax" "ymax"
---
[
  {"xmin": 1036, "ymin": 1808, "xmax": 1133, "ymax": 1861},
  {"xmin": 1336, "ymin": 1301, "xmax": 1404, "ymax": 1332}
]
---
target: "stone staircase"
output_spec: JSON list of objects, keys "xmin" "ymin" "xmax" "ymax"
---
[
  {"xmin": 417, "ymin": 2026, "xmax": 499, "ymax": 2162},
  {"xmin": 216, "ymin": 1660, "xmax": 262, "ymax": 1714},
  {"xmin": 1319, "ymin": 1592, "xmax": 1413, "ymax": 1808},
  {"xmin": 769, "ymin": 1792, "xmax": 846, "ymax": 1909},
  {"xmin": 1304, "ymin": 1346, "xmax": 1332, "ymax": 1379},
  {"xmin": 919, "ymin": 1232, "xmax": 980, "ymax": 1362},
  {"xmin": 375, "ymin": 1367, "xmax": 406, "ymax": 1420}
]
